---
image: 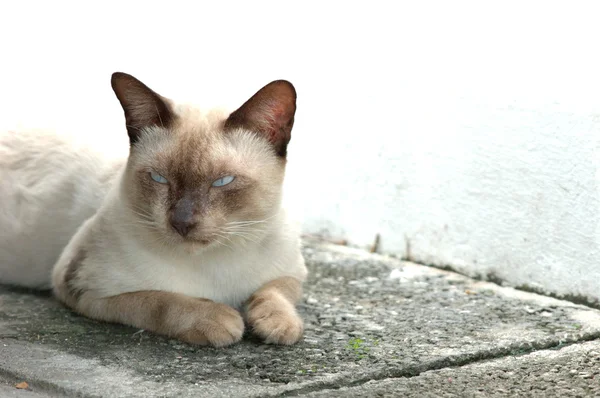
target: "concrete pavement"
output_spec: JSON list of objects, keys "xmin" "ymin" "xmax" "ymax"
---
[{"xmin": 1, "ymin": 239, "xmax": 599, "ymax": 397}]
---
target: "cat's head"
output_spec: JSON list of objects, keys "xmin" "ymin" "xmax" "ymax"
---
[{"xmin": 111, "ymin": 72, "xmax": 296, "ymax": 252}]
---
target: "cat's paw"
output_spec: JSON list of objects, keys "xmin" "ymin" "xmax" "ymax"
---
[
  {"xmin": 247, "ymin": 291, "xmax": 304, "ymax": 345},
  {"xmin": 179, "ymin": 302, "xmax": 244, "ymax": 347}
]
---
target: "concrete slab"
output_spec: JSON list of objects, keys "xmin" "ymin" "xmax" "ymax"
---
[
  {"xmin": 304, "ymin": 340, "xmax": 600, "ymax": 397},
  {"xmin": 1, "ymin": 240, "xmax": 599, "ymax": 397},
  {"xmin": 0, "ymin": 373, "xmax": 47, "ymax": 398}
]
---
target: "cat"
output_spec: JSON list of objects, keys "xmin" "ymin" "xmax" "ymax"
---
[{"xmin": 0, "ymin": 72, "xmax": 307, "ymax": 346}]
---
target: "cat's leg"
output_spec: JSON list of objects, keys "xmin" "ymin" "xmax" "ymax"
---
[
  {"xmin": 245, "ymin": 276, "xmax": 304, "ymax": 345},
  {"xmin": 61, "ymin": 289, "xmax": 245, "ymax": 347},
  {"xmin": 51, "ymin": 221, "xmax": 244, "ymax": 347}
]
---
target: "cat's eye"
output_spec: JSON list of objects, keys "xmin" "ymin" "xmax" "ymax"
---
[
  {"xmin": 150, "ymin": 171, "xmax": 168, "ymax": 184},
  {"xmin": 212, "ymin": 175, "xmax": 235, "ymax": 187}
]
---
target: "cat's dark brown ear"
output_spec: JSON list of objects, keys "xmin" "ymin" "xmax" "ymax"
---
[
  {"xmin": 111, "ymin": 72, "xmax": 174, "ymax": 145},
  {"xmin": 224, "ymin": 80, "xmax": 297, "ymax": 157}
]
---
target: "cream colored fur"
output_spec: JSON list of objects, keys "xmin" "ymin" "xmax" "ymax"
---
[{"xmin": 0, "ymin": 129, "xmax": 122, "ymax": 288}]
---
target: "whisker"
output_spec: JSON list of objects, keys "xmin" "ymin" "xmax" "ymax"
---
[
  {"xmin": 223, "ymin": 226, "xmax": 265, "ymax": 233},
  {"xmin": 116, "ymin": 221, "xmax": 157, "ymax": 228},
  {"xmin": 224, "ymin": 214, "xmax": 277, "ymax": 226},
  {"xmin": 128, "ymin": 204, "xmax": 154, "ymax": 216},
  {"xmin": 213, "ymin": 235, "xmax": 234, "ymax": 251},
  {"xmin": 128, "ymin": 209, "xmax": 155, "ymax": 223},
  {"xmin": 225, "ymin": 231, "xmax": 261, "ymax": 244},
  {"xmin": 223, "ymin": 226, "xmax": 264, "ymax": 237}
]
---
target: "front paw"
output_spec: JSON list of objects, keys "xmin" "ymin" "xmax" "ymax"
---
[
  {"xmin": 247, "ymin": 292, "xmax": 304, "ymax": 345},
  {"xmin": 179, "ymin": 301, "xmax": 244, "ymax": 347}
]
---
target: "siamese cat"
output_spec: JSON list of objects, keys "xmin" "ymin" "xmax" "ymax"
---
[{"xmin": 0, "ymin": 72, "xmax": 307, "ymax": 346}]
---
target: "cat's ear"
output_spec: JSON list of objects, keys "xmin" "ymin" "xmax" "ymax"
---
[
  {"xmin": 111, "ymin": 72, "xmax": 174, "ymax": 145},
  {"xmin": 224, "ymin": 80, "xmax": 297, "ymax": 157}
]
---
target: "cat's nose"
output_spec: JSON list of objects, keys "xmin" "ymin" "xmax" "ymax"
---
[
  {"xmin": 170, "ymin": 218, "xmax": 196, "ymax": 237},
  {"xmin": 170, "ymin": 196, "xmax": 197, "ymax": 237}
]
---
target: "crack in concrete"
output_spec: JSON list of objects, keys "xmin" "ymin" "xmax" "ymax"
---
[{"xmin": 274, "ymin": 332, "xmax": 600, "ymax": 397}]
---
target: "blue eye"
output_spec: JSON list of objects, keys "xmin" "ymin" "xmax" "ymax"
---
[
  {"xmin": 212, "ymin": 175, "xmax": 235, "ymax": 187},
  {"xmin": 150, "ymin": 171, "xmax": 168, "ymax": 184}
]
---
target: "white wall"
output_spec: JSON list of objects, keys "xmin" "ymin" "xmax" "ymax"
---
[{"xmin": 2, "ymin": 1, "xmax": 600, "ymax": 303}]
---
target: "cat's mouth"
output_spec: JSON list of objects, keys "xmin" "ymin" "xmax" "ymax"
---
[
  {"xmin": 178, "ymin": 235, "xmax": 214, "ymax": 246},
  {"xmin": 174, "ymin": 235, "xmax": 216, "ymax": 254},
  {"xmin": 167, "ymin": 222, "xmax": 216, "ymax": 246}
]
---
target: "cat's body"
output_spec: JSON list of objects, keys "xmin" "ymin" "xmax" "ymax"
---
[
  {"xmin": 0, "ymin": 129, "xmax": 122, "ymax": 288},
  {"xmin": 0, "ymin": 73, "xmax": 307, "ymax": 346}
]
